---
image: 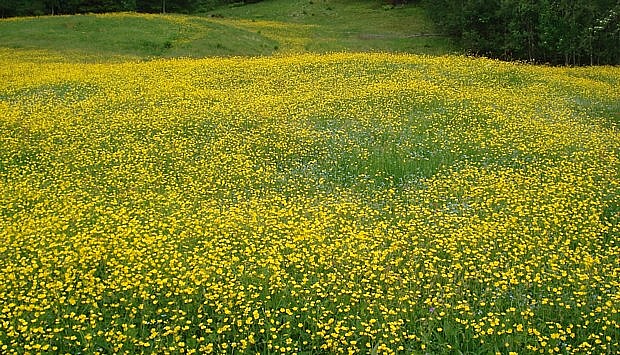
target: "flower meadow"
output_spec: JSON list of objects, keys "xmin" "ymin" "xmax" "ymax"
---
[{"xmin": 0, "ymin": 49, "xmax": 619, "ymax": 354}]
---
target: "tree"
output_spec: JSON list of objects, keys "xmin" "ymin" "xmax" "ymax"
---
[{"xmin": 423, "ymin": 0, "xmax": 619, "ymax": 65}]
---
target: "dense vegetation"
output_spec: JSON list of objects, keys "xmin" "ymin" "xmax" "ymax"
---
[
  {"xmin": 1, "ymin": 48, "xmax": 619, "ymax": 355},
  {"xmin": 426, "ymin": 0, "xmax": 620, "ymax": 65}
]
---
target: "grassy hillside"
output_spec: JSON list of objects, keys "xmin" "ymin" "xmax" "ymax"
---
[
  {"xmin": 205, "ymin": 0, "xmax": 453, "ymax": 54},
  {"xmin": 1, "ymin": 51, "xmax": 619, "ymax": 353},
  {"xmin": 0, "ymin": 0, "xmax": 454, "ymax": 62},
  {"xmin": 0, "ymin": 12, "xmax": 278, "ymax": 61}
]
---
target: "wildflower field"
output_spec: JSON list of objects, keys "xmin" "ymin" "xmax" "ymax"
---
[{"xmin": 0, "ymin": 49, "xmax": 619, "ymax": 354}]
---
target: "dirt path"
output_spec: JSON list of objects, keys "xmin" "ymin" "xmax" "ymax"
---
[{"xmin": 356, "ymin": 33, "xmax": 446, "ymax": 40}]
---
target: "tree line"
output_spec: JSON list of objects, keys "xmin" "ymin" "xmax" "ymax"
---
[
  {"xmin": 0, "ymin": 0, "xmax": 256, "ymax": 17},
  {"xmin": 424, "ymin": 0, "xmax": 620, "ymax": 65}
]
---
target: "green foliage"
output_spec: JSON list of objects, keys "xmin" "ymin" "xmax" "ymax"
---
[
  {"xmin": 425, "ymin": 0, "xmax": 620, "ymax": 65},
  {"xmin": 0, "ymin": 0, "xmax": 253, "ymax": 16}
]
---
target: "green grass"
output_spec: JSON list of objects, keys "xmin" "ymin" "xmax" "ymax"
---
[
  {"xmin": 0, "ymin": 13, "xmax": 278, "ymax": 61},
  {"xmin": 206, "ymin": 0, "xmax": 455, "ymax": 55},
  {"xmin": 0, "ymin": 0, "xmax": 455, "ymax": 62}
]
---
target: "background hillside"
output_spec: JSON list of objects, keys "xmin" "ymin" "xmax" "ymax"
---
[
  {"xmin": 0, "ymin": 1, "xmax": 454, "ymax": 62},
  {"xmin": 2, "ymin": 0, "xmax": 618, "ymax": 65}
]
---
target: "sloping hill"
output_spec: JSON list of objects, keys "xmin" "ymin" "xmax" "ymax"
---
[
  {"xmin": 0, "ymin": 0, "xmax": 453, "ymax": 62},
  {"xmin": 0, "ymin": 13, "xmax": 278, "ymax": 61},
  {"xmin": 206, "ymin": 0, "xmax": 453, "ymax": 54}
]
